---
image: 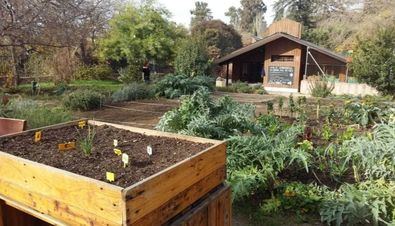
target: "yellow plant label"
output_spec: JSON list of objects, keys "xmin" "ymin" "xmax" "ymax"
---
[
  {"xmin": 34, "ymin": 131, "xmax": 42, "ymax": 143},
  {"xmin": 58, "ymin": 142, "xmax": 76, "ymax": 151},
  {"xmin": 106, "ymin": 172, "xmax": 115, "ymax": 182},
  {"xmin": 122, "ymin": 153, "xmax": 129, "ymax": 168},
  {"xmin": 114, "ymin": 148, "xmax": 122, "ymax": 156},
  {"xmin": 78, "ymin": 121, "xmax": 86, "ymax": 129},
  {"xmin": 113, "ymin": 139, "xmax": 118, "ymax": 147}
]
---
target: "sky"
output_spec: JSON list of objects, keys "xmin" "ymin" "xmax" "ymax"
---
[{"xmin": 157, "ymin": 0, "xmax": 275, "ymax": 28}]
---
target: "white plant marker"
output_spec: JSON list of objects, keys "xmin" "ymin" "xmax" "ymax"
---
[
  {"xmin": 122, "ymin": 153, "xmax": 129, "ymax": 168},
  {"xmin": 113, "ymin": 139, "xmax": 118, "ymax": 147},
  {"xmin": 147, "ymin": 145, "xmax": 153, "ymax": 156}
]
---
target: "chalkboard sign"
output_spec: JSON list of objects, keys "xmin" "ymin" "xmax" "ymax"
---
[{"xmin": 268, "ymin": 66, "xmax": 294, "ymax": 85}]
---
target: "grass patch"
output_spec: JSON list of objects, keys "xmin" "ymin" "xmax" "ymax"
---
[
  {"xmin": 2, "ymin": 99, "xmax": 72, "ymax": 129},
  {"xmin": 16, "ymin": 80, "xmax": 123, "ymax": 96}
]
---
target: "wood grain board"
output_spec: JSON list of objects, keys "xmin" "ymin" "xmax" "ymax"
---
[
  {"xmin": 0, "ymin": 151, "xmax": 123, "ymax": 225},
  {"xmin": 168, "ymin": 185, "xmax": 232, "ymax": 226},
  {"xmin": 133, "ymin": 167, "xmax": 226, "ymax": 226},
  {"xmin": 0, "ymin": 120, "xmax": 228, "ymax": 225}
]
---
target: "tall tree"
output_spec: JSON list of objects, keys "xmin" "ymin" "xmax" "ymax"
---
[
  {"xmin": 190, "ymin": 1, "xmax": 213, "ymax": 28},
  {"xmin": 0, "ymin": 0, "xmax": 115, "ymax": 86},
  {"xmin": 273, "ymin": 0, "xmax": 346, "ymax": 29},
  {"xmin": 274, "ymin": 0, "xmax": 317, "ymax": 28},
  {"xmin": 225, "ymin": 6, "xmax": 242, "ymax": 30},
  {"xmin": 192, "ymin": 20, "xmax": 243, "ymax": 58},
  {"xmin": 99, "ymin": 4, "xmax": 186, "ymax": 67},
  {"xmin": 239, "ymin": 0, "xmax": 267, "ymax": 35},
  {"xmin": 351, "ymin": 26, "xmax": 395, "ymax": 96}
]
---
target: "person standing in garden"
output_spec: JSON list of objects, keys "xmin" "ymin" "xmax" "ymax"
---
[{"xmin": 142, "ymin": 61, "xmax": 150, "ymax": 83}]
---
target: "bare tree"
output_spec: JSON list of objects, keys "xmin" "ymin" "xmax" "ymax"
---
[{"xmin": 0, "ymin": 0, "xmax": 116, "ymax": 85}]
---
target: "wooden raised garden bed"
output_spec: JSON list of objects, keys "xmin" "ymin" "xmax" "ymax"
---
[{"xmin": 0, "ymin": 120, "xmax": 227, "ymax": 225}]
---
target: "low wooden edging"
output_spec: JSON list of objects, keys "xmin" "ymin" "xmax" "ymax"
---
[{"xmin": 0, "ymin": 120, "xmax": 227, "ymax": 225}]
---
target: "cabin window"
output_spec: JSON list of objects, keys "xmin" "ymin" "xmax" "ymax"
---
[{"xmin": 271, "ymin": 55, "xmax": 294, "ymax": 62}]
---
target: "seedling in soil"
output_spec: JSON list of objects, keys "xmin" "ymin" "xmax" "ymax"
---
[
  {"xmin": 106, "ymin": 172, "xmax": 115, "ymax": 182},
  {"xmin": 34, "ymin": 131, "xmax": 42, "ymax": 143},
  {"xmin": 278, "ymin": 97, "xmax": 284, "ymax": 118},
  {"xmin": 113, "ymin": 139, "xmax": 118, "ymax": 147},
  {"xmin": 266, "ymin": 101, "xmax": 274, "ymax": 114},
  {"xmin": 79, "ymin": 126, "xmax": 95, "ymax": 155},
  {"xmin": 288, "ymin": 94, "xmax": 296, "ymax": 117},
  {"xmin": 114, "ymin": 148, "xmax": 122, "ymax": 156},
  {"xmin": 58, "ymin": 142, "xmax": 76, "ymax": 151},
  {"xmin": 122, "ymin": 153, "xmax": 129, "ymax": 168}
]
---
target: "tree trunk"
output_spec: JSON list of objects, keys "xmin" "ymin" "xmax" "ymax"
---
[{"xmin": 9, "ymin": 46, "xmax": 19, "ymax": 87}]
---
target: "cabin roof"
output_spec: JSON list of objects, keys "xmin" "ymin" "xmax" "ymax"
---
[{"xmin": 215, "ymin": 32, "xmax": 347, "ymax": 65}]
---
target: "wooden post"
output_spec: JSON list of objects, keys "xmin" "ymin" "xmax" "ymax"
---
[
  {"xmin": 304, "ymin": 46, "xmax": 309, "ymax": 80},
  {"xmin": 0, "ymin": 200, "xmax": 4, "ymax": 226},
  {"xmin": 345, "ymin": 65, "xmax": 349, "ymax": 83},
  {"xmin": 225, "ymin": 62, "xmax": 229, "ymax": 87}
]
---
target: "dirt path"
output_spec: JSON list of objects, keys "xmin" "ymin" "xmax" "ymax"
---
[
  {"xmin": 74, "ymin": 99, "xmax": 179, "ymax": 129},
  {"xmin": 74, "ymin": 93, "xmax": 285, "ymax": 129}
]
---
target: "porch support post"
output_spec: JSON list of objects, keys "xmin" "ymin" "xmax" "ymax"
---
[
  {"xmin": 304, "ymin": 46, "xmax": 309, "ymax": 80},
  {"xmin": 226, "ymin": 62, "xmax": 229, "ymax": 87},
  {"xmin": 345, "ymin": 65, "xmax": 349, "ymax": 83}
]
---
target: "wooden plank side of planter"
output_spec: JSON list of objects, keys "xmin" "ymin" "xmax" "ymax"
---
[
  {"xmin": 89, "ymin": 120, "xmax": 222, "ymax": 145},
  {"xmin": 133, "ymin": 166, "xmax": 226, "ymax": 226},
  {"xmin": 168, "ymin": 185, "xmax": 232, "ymax": 226},
  {"xmin": 0, "ymin": 151, "xmax": 124, "ymax": 225},
  {"xmin": 123, "ymin": 142, "xmax": 226, "ymax": 224},
  {"xmin": 0, "ymin": 193, "xmax": 67, "ymax": 226}
]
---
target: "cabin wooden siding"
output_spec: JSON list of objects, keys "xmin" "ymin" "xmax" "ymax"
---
[
  {"xmin": 231, "ymin": 48, "xmax": 264, "ymax": 82},
  {"xmin": 264, "ymin": 19, "xmax": 302, "ymax": 38},
  {"xmin": 304, "ymin": 49, "xmax": 347, "ymax": 82},
  {"xmin": 263, "ymin": 38, "xmax": 302, "ymax": 90}
]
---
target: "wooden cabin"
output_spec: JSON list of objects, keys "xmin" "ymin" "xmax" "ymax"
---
[{"xmin": 215, "ymin": 20, "xmax": 348, "ymax": 93}]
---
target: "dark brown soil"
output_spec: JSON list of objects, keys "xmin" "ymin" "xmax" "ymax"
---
[{"xmin": 0, "ymin": 125, "xmax": 211, "ymax": 188}]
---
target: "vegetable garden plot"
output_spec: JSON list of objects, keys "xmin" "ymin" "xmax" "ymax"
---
[{"xmin": 0, "ymin": 120, "xmax": 227, "ymax": 225}]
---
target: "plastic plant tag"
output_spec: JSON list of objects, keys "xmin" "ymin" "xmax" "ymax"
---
[
  {"xmin": 122, "ymin": 153, "xmax": 129, "ymax": 168},
  {"xmin": 106, "ymin": 172, "xmax": 115, "ymax": 182},
  {"xmin": 78, "ymin": 121, "xmax": 86, "ymax": 129},
  {"xmin": 58, "ymin": 142, "xmax": 76, "ymax": 151},
  {"xmin": 113, "ymin": 139, "xmax": 118, "ymax": 147},
  {"xmin": 114, "ymin": 148, "xmax": 122, "ymax": 156},
  {"xmin": 34, "ymin": 131, "xmax": 42, "ymax": 143},
  {"xmin": 147, "ymin": 145, "xmax": 153, "ymax": 156}
]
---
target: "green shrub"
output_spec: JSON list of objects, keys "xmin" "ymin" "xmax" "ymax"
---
[
  {"xmin": 351, "ymin": 26, "xmax": 395, "ymax": 96},
  {"xmin": 4, "ymin": 99, "xmax": 72, "ymax": 129},
  {"xmin": 227, "ymin": 125, "xmax": 308, "ymax": 200},
  {"xmin": 174, "ymin": 36, "xmax": 211, "ymax": 77},
  {"xmin": 117, "ymin": 62, "xmax": 142, "ymax": 84},
  {"xmin": 155, "ymin": 74, "xmax": 214, "ymax": 99},
  {"xmin": 344, "ymin": 100, "xmax": 381, "ymax": 127},
  {"xmin": 111, "ymin": 83, "xmax": 152, "ymax": 103},
  {"xmin": 320, "ymin": 180, "xmax": 395, "ymax": 226},
  {"xmin": 260, "ymin": 182, "xmax": 328, "ymax": 215},
  {"xmin": 74, "ymin": 64, "xmax": 113, "ymax": 80},
  {"xmin": 217, "ymin": 82, "xmax": 267, "ymax": 94},
  {"xmin": 63, "ymin": 90, "xmax": 103, "ymax": 111},
  {"xmin": 156, "ymin": 88, "xmax": 257, "ymax": 139},
  {"xmin": 54, "ymin": 82, "xmax": 70, "ymax": 95},
  {"xmin": 309, "ymin": 80, "xmax": 334, "ymax": 98},
  {"xmin": 337, "ymin": 123, "xmax": 395, "ymax": 180},
  {"xmin": 256, "ymin": 114, "xmax": 286, "ymax": 136}
]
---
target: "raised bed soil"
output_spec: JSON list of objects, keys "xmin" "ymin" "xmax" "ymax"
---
[{"xmin": 0, "ymin": 124, "xmax": 211, "ymax": 187}]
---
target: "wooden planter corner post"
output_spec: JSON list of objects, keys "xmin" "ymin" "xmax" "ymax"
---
[{"xmin": 0, "ymin": 120, "xmax": 228, "ymax": 225}]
